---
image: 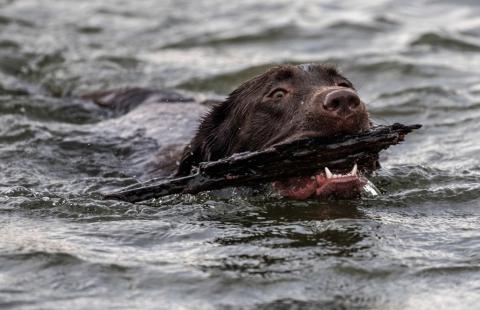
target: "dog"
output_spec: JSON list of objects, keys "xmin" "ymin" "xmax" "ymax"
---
[{"xmin": 87, "ymin": 64, "xmax": 371, "ymax": 199}]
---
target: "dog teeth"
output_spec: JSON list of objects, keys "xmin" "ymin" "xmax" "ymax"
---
[
  {"xmin": 324, "ymin": 164, "xmax": 358, "ymax": 179},
  {"xmin": 350, "ymin": 164, "xmax": 358, "ymax": 176},
  {"xmin": 325, "ymin": 167, "xmax": 333, "ymax": 179}
]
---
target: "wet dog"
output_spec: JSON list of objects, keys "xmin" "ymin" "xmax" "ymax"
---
[
  {"xmin": 176, "ymin": 64, "xmax": 371, "ymax": 199},
  {"xmin": 87, "ymin": 64, "xmax": 372, "ymax": 199}
]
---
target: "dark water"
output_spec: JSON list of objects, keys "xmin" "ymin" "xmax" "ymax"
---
[{"xmin": 1, "ymin": 0, "xmax": 480, "ymax": 309}]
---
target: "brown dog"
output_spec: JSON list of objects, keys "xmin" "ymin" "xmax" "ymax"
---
[
  {"xmin": 88, "ymin": 64, "xmax": 372, "ymax": 199},
  {"xmin": 176, "ymin": 64, "xmax": 371, "ymax": 199}
]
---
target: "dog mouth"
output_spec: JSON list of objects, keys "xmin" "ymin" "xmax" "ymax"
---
[{"xmin": 272, "ymin": 164, "xmax": 368, "ymax": 200}]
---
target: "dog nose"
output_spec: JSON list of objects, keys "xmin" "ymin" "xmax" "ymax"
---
[{"xmin": 322, "ymin": 89, "xmax": 361, "ymax": 118}]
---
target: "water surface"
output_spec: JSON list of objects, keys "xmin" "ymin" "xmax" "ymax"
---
[{"xmin": 1, "ymin": 0, "xmax": 480, "ymax": 309}]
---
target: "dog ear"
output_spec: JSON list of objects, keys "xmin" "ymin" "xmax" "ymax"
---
[
  {"xmin": 175, "ymin": 71, "xmax": 271, "ymax": 176},
  {"xmin": 175, "ymin": 101, "xmax": 234, "ymax": 176}
]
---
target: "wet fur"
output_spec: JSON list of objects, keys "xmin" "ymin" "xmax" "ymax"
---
[{"xmin": 176, "ymin": 64, "xmax": 370, "ymax": 176}]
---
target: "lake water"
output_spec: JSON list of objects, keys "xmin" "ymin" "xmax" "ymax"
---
[{"xmin": 1, "ymin": 0, "xmax": 480, "ymax": 309}]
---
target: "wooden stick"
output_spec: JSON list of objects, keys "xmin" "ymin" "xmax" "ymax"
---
[{"xmin": 103, "ymin": 123, "xmax": 422, "ymax": 203}]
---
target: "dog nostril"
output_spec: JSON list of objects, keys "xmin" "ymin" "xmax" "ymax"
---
[
  {"xmin": 326, "ymin": 98, "xmax": 340, "ymax": 111},
  {"xmin": 323, "ymin": 95, "xmax": 344, "ymax": 111},
  {"xmin": 349, "ymin": 96, "xmax": 360, "ymax": 109}
]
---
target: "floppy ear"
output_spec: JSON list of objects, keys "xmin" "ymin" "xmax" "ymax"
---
[
  {"xmin": 175, "ymin": 70, "xmax": 271, "ymax": 176},
  {"xmin": 175, "ymin": 100, "xmax": 236, "ymax": 176}
]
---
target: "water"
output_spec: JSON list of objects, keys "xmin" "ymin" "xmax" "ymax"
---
[{"xmin": 1, "ymin": 0, "xmax": 480, "ymax": 308}]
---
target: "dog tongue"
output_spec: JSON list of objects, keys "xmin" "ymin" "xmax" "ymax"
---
[
  {"xmin": 272, "ymin": 164, "xmax": 368, "ymax": 199},
  {"xmin": 272, "ymin": 177, "xmax": 318, "ymax": 200}
]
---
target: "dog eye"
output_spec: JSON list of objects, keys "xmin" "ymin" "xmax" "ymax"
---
[{"xmin": 269, "ymin": 88, "xmax": 288, "ymax": 99}]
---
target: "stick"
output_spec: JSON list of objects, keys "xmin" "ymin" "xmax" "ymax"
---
[{"xmin": 103, "ymin": 123, "xmax": 422, "ymax": 203}]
